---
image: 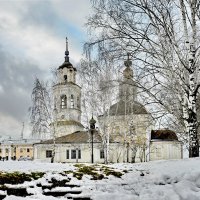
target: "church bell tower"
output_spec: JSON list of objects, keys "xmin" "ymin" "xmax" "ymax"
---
[{"xmin": 53, "ymin": 38, "xmax": 84, "ymax": 137}]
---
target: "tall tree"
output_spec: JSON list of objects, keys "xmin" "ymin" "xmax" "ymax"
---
[
  {"xmin": 30, "ymin": 78, "xmax": 52, "ymax": 138},
  {"xmin": 79, "ymin": 57, "xmax": 118, "ymax": 163},
  {"xmin": 29, "ymin": 78, "xmax": 56, "ymax": 162},
  {"xmin": 85, "ymin": 0, "xmax": 200, "ymax": 157}
]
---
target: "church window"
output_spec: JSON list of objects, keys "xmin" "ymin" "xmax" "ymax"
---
[
  {"xmin": 78, "ymin": 149, "xmax": 81, "ymax": 159},
  {"xmin": 61, "ymin": 95, "xmax": 67, "ymax": 109},
  {"xmin": 71, "ymin": 149, "xmax": 76, "ymax": 159},
  {"xmin": 64, "ymin": 75, "xmax": 67, "ymax": 82},
  {"xmin": 71, "ymin": 95, "xmax": 74, "ymax": 108},
  {"xmin": 66, "ymin": 150, "xmax": 69, "ymax": 159},
  {"xmin": 100, "ymin": 150, "xmax": 104, "ymax": 159},
  {"xmin": 0, "ymin": 149, "xmax": 1, "ymax": 153},
  {"xmin": 27, "ymin": 148, "xmax": 30, "ymax": 153},
  {"xmin": 77, "ymin": 96, "xmax": 80, "ymax": 109},
  {"xmin": 46, "ymin": 150, "xmax": 52, "ymax": 158}
]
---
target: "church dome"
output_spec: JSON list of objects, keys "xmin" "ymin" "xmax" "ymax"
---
[
  {"xmin": 151, "ymin": 129, "xmax": 178, "ymax": 140},
  {"xmin": 108, "ymin": 100, "xmax": 148, "ymax": 116}
]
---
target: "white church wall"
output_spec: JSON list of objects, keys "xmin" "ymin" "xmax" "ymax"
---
[
  {"xmin": 34, "ymin": 143, "xmax": 105, "ymax": 163},
  {"xmin": 149, "ymin": 140, "xmax": 183, "ymax": 161},
  {"xmin": 99, "ymin": 113, "xmax": 152, "ymax": 140},
  {"xmin": 55, "ymin": 124, "xmax": 84, "ymax": 137}
]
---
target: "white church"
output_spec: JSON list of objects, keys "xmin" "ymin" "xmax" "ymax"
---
[{"xmin": 33, "ymin": 38, "xmax": 183, "ymax": 163}]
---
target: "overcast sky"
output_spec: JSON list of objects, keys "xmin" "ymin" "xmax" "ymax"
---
[{"xmin": 0, "ymin": 0, "xmax": 92, "ymax": 139}]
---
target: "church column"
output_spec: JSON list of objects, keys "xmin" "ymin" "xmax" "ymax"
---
[
  {"xmin": 8, "ymin": 144, "xmax": 12, "ymax": 160},
  {"xmin": 2, "ymin": 145, "xmax": 5, "ymax": 160}
]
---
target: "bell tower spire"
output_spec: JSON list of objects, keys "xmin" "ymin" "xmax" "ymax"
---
[
  {"xmin": 123, "ymin": 52, "xmax": 133, "ymax": 79},
  {"xmin": 65, "ymin": 37, "xmax": 69, "ymax": 62},
  {"xmin": 119, "ymin": 53, "xmax": 137, "ymax": 101}
]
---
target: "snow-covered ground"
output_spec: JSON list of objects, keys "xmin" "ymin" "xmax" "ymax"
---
[{"xmin": 1, "ymin": 158, "xmax": 200, "ymax": 200}]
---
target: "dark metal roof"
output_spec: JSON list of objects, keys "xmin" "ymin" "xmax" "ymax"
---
[
  {"xmin": 151, "ymin": 129, "xmax": 178, "ymax": 141},
  {"xmin": 37, "ymin": 130, "xmax": 102, "ymax": 144},
  {"xmin": 107, "ymin": 100, "xmax": 148, "ymax": 116},
  {"xmin": 58, "ymin": 61, "xmax": 77, "ymax": 71}
]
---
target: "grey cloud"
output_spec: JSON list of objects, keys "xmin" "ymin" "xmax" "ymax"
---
[
  {"xmin": 0, "ymin": 45, "xmax": 45, "ymax": 121},
  {"xmin": 19, "ymin": 1, "xmax": 59, "ymax": 31}
]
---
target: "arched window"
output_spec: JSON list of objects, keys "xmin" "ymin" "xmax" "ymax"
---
[
  {"xmin": 71, "ymin": 95, "xmax": 74, "ymax": 108},
  {"xmin": 61, "ymin": 95, "xmax": 67, "ymax": 108},
  {"xmin": 77, "ymin": 96, "xmax": 80, "ymax": 109},
  {"xmin": 64, "ymin": 75, "xmax": 67, "ymax": 82}
]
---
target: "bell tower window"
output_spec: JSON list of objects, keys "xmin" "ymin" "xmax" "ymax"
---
[
  {"xmin": 61, "ymin": 95, "xmax": 67, "ymax": 108},
  {"xmin": 77, "ymin": 96, "xmax": 80, "ymax": 109},
  {"xmin": 64, "ymin": 75, "xmax": 67, "ymax": 82},
  {"xmin": 71, "ymin": 95, "xmax": 74, "ymax": 108}
]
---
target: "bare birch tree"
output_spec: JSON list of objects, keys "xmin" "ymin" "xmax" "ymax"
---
[
  {"xmin": 79, "ymin": 56, "xmax": 118, "ymax": 163},
  {"xmin": 30, "ymin": 78, "xmax": 51, "ymax": 138},
  {"xmin": 85, "ymin": 0, "xmax": 200, "ymax": 157},
  {"xmin": 29, "ymin": 77, "xmax": 56, "ymax": 162}
]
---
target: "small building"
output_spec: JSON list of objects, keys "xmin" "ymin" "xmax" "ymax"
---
[
  {"xmin": 149, "ymin": 130, "xmax": 183, "ymax": 161},
  {"xmin": 0, "ymin": 139, "xmax": 40, "ymax": 160},
  {"xmin": 34, "ymin": 131, "xmax": 105, "ymax": 163},
  {"xmin": 34, "ymin": 130, "xmax": 129, "ymax": 163}
]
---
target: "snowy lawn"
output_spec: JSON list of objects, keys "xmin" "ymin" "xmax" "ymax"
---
[{"xmin": 0, "ymin": 158, "xmax": 200, "ymax": 199}]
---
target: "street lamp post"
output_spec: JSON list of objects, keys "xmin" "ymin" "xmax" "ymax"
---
[{"xmin": 89, "ymin": 116, "xmax": 96, "ymax": 164}]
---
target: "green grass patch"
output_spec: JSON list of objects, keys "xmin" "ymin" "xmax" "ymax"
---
[
  {"xmin": 74, "ymin": 163, "xmax": 85, "ymax": 168},
  {"xmin": 100, "ymin": 166, "xmax": 123, "ymax": 178},
  {"xmin": 0, "ymin": 171, "xmax": 45, "ymax": 185},
  {"xmin": 63, "ymin": 170, "xmax": 73, "ymax": 174},
  {"xmin": 31, "ymin": 172, "xmax": 45, "ymax": 180},
  {"xmin": 0, "ymin": 172, "xmax": 32, "ymax": 184},
  {"xmin": 73, "ymin": 165, "xmax": 104, "ymax": 180},
  {"xmin": 72, "ymin": 164, "xmax": 123, "ymax": 180}
]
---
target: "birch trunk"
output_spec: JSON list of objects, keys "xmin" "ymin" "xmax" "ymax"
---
[{"xmin": 188, "ymin": 45, "xmax": 199, "ymax": 157}]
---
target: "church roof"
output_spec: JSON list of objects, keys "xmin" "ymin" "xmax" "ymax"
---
[
  {"xmin": 58, "ymin": 61, "xmax": 77, "ymax": 71},
  {"xmin": 151, "ymin": 129, "xmax": 178, "ymax": 141},
  {"xmin": 36, "ymin": 130, "xmax": 102, "ymax": 144},
  {"xmin": 107, "ymin": 100, "xmax": 148, "ymax": 116}
]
